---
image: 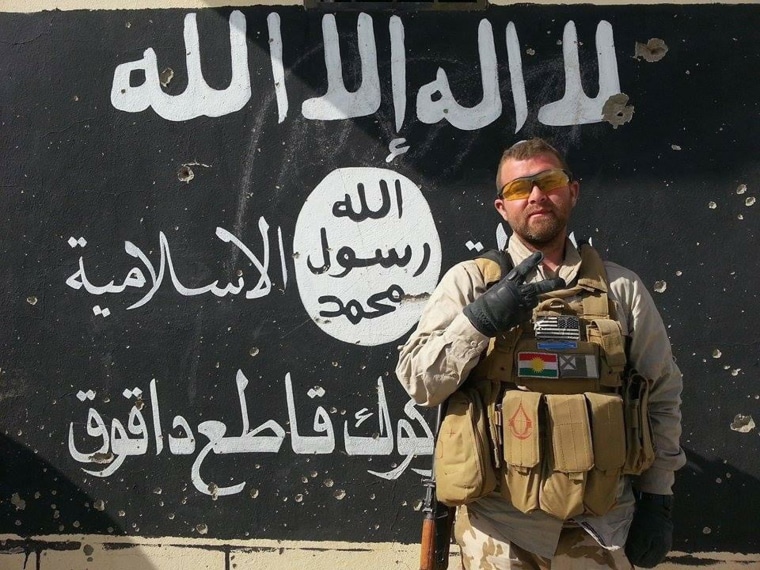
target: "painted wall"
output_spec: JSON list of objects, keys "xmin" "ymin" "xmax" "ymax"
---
[{"xmin": 1, "ymin": 2, "xmax": 760, "ymax": 568}]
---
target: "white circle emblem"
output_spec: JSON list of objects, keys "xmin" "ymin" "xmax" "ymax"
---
[{"xmin": 293, "ymin": 168, "xmax": 442, "ymax": 346}]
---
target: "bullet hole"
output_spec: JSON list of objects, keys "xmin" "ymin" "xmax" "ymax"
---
[
  {"xmin": 295, "ymin": 494, "xmax": 304, "ymax": 503},
  {"xmin": 94, "ymin": 499, "xmax": 105, "ymax": 511},
  {"xmin": 602, "ymin": 94, "xmax": 634, "ymax": 129},
  {"xmin": 83, "ymin": 544, "xmax": 94, "ymax": 556},
  {"xmin": 249, "ymin": 347, "xmax": 260, "ymax": 357},
  {"xmin": 196, "ymin": 523, "xmax": 209, "ymax": 535},
  {"xmin": 159, "ymin": 67, "xmax": 174, "ymax": 88},
  {"xmin": 730, "ymin": 414, "xmax": 755, "ymax": 433},
  {"xmin": 703, "ymin": 527, "xmax": 712, "ymax": 535},
  {"xmin": 708, "ymin": 201, "xmax": 717, "ymax": 209},
  {"xmin": 654, "ymin": 281, "xmax": 667, "ymax": 293},
  {"xmin": 634, "ymin": 38, "xmax": 668, "ymax": 62},
  {"xmin": 333, "ymin": 489, "xmax": 346, "ymax": 500},
  {"xmin": 525, "ymin": 48, "xmax": 535, "ymax": 56},
  {"xmin": 712, "ymin": 349, "xmax": 722, "ymax": 359},
  {"xmin": 746, "ymin": 196, "xmax": 756, "ymax": 206},
  {"xmin": 11, "ymin": 493, "xmax": 26, "ymax": 511},
  {"xmin": 177, "ymin": 165, "xmax": 194, "ymax": 183},
  {"xmin": 736, "ymin": 184, "xmax": 747, "ymax": 195},
  {"xmin": 249, "ymin": 488, "xmax": 259, "ymax": 499},
  {"xmin": 671, "ymin": 144, "xmax": 682, "ymax": 151},
  {"xmin": 323, "ymin": 479, "xmax": 334, "ymax": 488},
  {"xmin": 90, "ymin": 452, "xmax": 114, "ymax": 464},
  {"xmin": 153, "ymin": 487, "xmax": 162, "ymax": 495},
  {"xmin": 26, "ymin": 296, "xmax": 38, "ymax": 306}
]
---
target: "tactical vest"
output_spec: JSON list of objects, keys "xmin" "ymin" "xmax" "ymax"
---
[{"xmin": 434, "ymin": 245, "xmax": 655, "ymax": 519}]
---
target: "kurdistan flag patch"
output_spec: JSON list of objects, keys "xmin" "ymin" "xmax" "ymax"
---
[{"xmin": 517, "ymin": 352, "xmax": 559, "ymax": 379}]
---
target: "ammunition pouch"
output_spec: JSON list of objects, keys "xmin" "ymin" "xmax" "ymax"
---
[
  {"xmin": 434, "ymin": 370, "xmax": 655, "ymax": 516},
  {"xmin": 434, "ymin": 382, "xmax": 497, "ymax": 506}
]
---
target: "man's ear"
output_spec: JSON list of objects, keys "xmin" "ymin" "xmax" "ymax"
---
[
  {"xmin": 494, "ymin": 198, "xmax": 509, "ymax": 221},
  {"xmin": 570, "ymin": 181, "xmax": 580, "ymax": 207}
]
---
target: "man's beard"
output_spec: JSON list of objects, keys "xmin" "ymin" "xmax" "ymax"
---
[{"xmin": 513, "ymin": 209, "xmax": 567, "ymax": 246}]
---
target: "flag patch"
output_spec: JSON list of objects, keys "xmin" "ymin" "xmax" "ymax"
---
[
  {"xmin": 517, "ymin": 352, "xmax": 559, "ymax": 379},
  {"xmin": 558, "ymin": 354, "xmax": 599, "ymax": 378},
  {"xmin": 535, "ymin": 316, "xmax": 581, "ymax": 340}
]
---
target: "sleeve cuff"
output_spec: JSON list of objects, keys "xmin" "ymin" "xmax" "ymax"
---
[
  {"xmin": 444, "ymin": 313, "xmax": 491, "ymax": 357},
  {"xmin": 635, "ymin": 467, "xmax": 676, "ymax": 495}
]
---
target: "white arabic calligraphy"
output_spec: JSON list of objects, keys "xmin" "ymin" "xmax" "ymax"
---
[
  {"xmin": 110, "ymin": 11, "xmax": 250, "ymax": 121},
  {"xmin": 67, "ymin": 372, "xmax": 434, "ymax": 495},
  {"xmin": 110, "ymin": 13, "xmax": 624, "ymax": 132},
  {"xmin": 64, "ymin": 218, "xmax": 280, "ymax": 310}
]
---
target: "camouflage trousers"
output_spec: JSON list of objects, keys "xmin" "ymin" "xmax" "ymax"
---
[{"xmin": 454, "ymin": 506, "xmax": 633, "ymax": 570}]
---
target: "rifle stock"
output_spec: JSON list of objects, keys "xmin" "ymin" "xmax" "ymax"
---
[{"xmin": 419, "ymin": 510, "xmax": 436, "ymax": 570}]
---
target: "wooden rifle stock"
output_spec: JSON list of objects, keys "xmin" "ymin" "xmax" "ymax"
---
[{"xmin": 419, "ymin": 505, "xmax": 437, "ymax": 570}]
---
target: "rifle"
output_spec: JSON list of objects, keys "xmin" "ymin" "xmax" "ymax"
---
[{"xmin": 419, "ymin": 404, "xmax": 456, "ymax": 570}]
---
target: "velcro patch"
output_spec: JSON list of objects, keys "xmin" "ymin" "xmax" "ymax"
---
[{"xmin": 517, "ymin": 352, "xmax": 559, "ymax": 379}]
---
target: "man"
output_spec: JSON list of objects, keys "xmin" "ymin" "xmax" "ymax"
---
[{"xmin": 396, "ymin": 138, "xmax": 685, "ymax": 569}]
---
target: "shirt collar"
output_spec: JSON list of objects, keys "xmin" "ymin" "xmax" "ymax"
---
[{"xmin": 505, "ymin": 234, "xmax": 582, "ymax": 285}]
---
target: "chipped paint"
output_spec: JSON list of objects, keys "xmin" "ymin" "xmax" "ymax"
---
[
  {"xmin": 159, "ymin": 67, "xmax": 174, "ymax": 87},
  {"xmin": 10, "ymin": 493, "xmax": 26, "ymax": 511},
  {"xmin": 730, "ymin": 414, "xmax": 755, "ymax": 433},
  {"xmin": 634, "ymin": 38, "xmax": 669, "ymax": 62}
]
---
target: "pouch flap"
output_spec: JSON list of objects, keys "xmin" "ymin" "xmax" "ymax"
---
[
  {"xmin": 587, "ymin": 319, "xmax": 627, "ymax": 371},
  {"xmin": 545, "ymin": 394, "xmax": 594, "ymax": 473},
  {"xmin": 502, "ymin": 391, "xmax": 542, "ymax": 469},
  {"xmin": 585, "ymin": 392, "xmax": 626, "ymax": 471}
]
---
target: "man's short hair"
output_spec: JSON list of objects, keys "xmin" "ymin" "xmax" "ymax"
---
[{"xmin": 496, "ymin": 138, "xmax": 571, "ymax": 189}]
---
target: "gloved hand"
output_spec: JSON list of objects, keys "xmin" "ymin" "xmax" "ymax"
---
[
  {"xmin": 463, "ymin": 251, "xmax": 565, "ymax": 337},
  {"xmin": 625, "ymin": 493, "xmax": 674, "ymax": 568}
]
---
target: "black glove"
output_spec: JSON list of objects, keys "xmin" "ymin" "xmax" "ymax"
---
[
  {"xmin": 463, "ymin": 252, "xmax": 565, "ymax": 337},
  {"xmin": 625, "ymin": 492, "xmax": 674, "ymax": 568}
]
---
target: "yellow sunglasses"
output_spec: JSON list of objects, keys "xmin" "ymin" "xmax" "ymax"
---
[{"xmin": 499, "ymin": 169, "xmax": 572, "ymax": 201}]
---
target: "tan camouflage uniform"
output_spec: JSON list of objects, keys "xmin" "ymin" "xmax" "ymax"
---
[
  {"xmin": 455, "ymin": 505, "xmax": 632, "ymax": 569},
  {"xmin": 396, "ymin": 236, "xmax": 685, "ymax": 567}
]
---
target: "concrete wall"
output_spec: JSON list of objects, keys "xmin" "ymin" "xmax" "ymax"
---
[{"xmin": 1, "ymin": 1, "xmax": 760, "ymax": 568}]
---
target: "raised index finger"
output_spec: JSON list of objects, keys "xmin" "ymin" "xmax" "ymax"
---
[
  {"xmin": 532, "ymin": 277, "xmax": 566, "ymax": 295},
  {"xmin": 505, "ymin": 251, "xmax": 544, "ymax": 284}
]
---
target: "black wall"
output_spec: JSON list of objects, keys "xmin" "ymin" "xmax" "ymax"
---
[{"xmin": 1, "ymin": 4, "xmax": 759, "ymax": 555}]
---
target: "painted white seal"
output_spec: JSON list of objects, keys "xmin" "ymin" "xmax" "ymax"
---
[{"xmin": 294, "ymin": 167, "xmax": 441, "ymax": 346}]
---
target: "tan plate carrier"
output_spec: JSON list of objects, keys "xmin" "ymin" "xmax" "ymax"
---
[{"xmin": 434, "ymin": 245, "xmax": 656, "ymax": 519}]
